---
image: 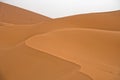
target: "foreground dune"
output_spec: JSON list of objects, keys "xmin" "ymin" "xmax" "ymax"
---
[
  {"xmin": 0, "ymin": 23, "xmax": 93, "ymax": 80},
  {"xmin": 26, "ymin": 28, "xmax": 120, "ymax": 80},
  {"xmin": 0, "ymin": 43, "xmax": 92, "ymax": 80}
]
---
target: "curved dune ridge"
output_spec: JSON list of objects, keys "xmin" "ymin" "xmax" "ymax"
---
[
  {"xmin": 0, "ymin": 3, "xmax": 93, "ymax": 80},
  {"xmin": 0, "ymin": 10, "xmax": 120, "ymax": 49},
  {"xmin": 1, "ymin": 15, "xmax": 120, "ymax": 80},
  {"xmin": 0, "ymin": 43, "xmax": 83, "ymax": 80},
  {"xmin": 1, "ymin": 10, "xmax": 120, "ymax": 31},
  {"xmin": 26, "ymin": 28, "xmax": 120, "ymax": 80},
  {"xmin": 0, "ymin": 24, "xmax": 92, "ymax": 80},
  {"xmin": 1, "ymin": 2, "xmax": 120, "ymax": 80}
]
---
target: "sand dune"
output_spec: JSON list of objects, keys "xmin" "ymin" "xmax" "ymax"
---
[
  {"xmin": 1, "ymin": 11, "xmax": 120, "ymax": 49},
  {"xmin": 26, "ymin": 28, "xmax": 120, "ymax": 80},
  {"xmin": 55, "ymin": 11, "xmax": 120, "ymax": 31},
  {"xmin": 0, "ymin": 3, "xmax": 88, "ymax": 80},
  {"xmin": 0, "ymin": 43, "xmax": 86, "ymax": 80},
  {"xmin": 0, "ymin": 26, "xmax": 93, "ymax": 80},
  {"xmin": 0, "ymin": 6, "xmax": 119, "ymax": 49},
  {"xmin": 0, "ymin": 2, "xmax": 51, "ymax": 25},
  {"xmin": 2, "ymin": 10, "xmax": 119, "ymax": 31},
  {"xmin": 1, "ymin": 2, "xmax": 120, "ymax": 80}
]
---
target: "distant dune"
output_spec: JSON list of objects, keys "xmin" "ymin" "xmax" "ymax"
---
[
  {"xmin": 0, "ymin": 2, "xmax": 51, "ymax": 24},
  {"xmin": 1, "ymin": 10, "xmax": 120, "ymax": 49},
  {"xmin": 55, "ymin": 10, "xmax": 120, "ymax": 31}
]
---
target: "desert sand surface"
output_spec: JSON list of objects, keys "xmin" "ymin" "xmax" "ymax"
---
[
  {"xmin": 55, "ymin": 10, "xmax": 120, "ymax": 31},
  {"xmin": 1, "ymin": 11, "xmax": 120, "ymax": 49},
  {"xmin": 26, "ymin": 28, "xmax": 120, "ymax": 80},
  {"xmin": 0, "ymin": 2, "xmax": 120, "ymax": 80},
  {"xmin": 3, "ymin": 10, "xmax": 119, "ymax": 31},
  {"xmin": 58, "ymin": 71, "xmax": 92, "ymax": 80},
  {"xmin": 0, "ymin": 43, "xmax": 84, "ymax": 80},
  {"xmin": 0, "ymin": 2, "xmax": 51, "ymax": 25},
  {"xmin": 0, "ymin": 2, "xmax": 92, "ymax": 80},
  {"xmin": 0, "ymin": 2, "xmax": 51, "ymax": 49}
]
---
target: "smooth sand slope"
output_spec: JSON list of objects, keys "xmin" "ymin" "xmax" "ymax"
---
[
  {"xmin": 0, "ymin": 25, "xmax": 93, "ymax": 80},
  {"xmin": 0, "ymin": 43, "xmax": 88, "ymax": 80},
  {"xmin": 0, "ymin": 6, "xmax": 119, "ymax": 49},
  {"xmin": 26, "ymin": 28, "xmax": 120, "ymax": 80},
  {"xmin": 58, "ymin": 71, "xmax": 92, "ymax": 80},
  {"xmin": 0, "ymin": 2, "xmax": 51, "ymax": 49},
  {"xmin": 55, "ymin": 10, "xmax": 120, "ymax": 31},
  {"xmin": 0, "ymin": 2, "xmax": 51, "ymax": 25},
  {"xmin": 0, "ymin": 11, "xmax": 120, "ymax": 49}
]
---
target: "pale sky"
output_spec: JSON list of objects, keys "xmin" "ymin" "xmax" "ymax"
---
[{"xmin": 1, "ymin": 0, "xmax": 120, "ymax": 18}]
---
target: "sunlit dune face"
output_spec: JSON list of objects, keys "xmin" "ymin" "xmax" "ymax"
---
[
  {"xmin": 56, "ymin": 11, "xmax": 120, "ymax": 31},
  {"xmin": 26, "ymin": 28, "xmax": 120, "ymax": 80},
  {"xmin": 26, "ymin": 28, "xmax": 120, "ymax": 67}
]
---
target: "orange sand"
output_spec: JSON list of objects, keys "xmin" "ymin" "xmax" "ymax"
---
[
  {"xmin": 0, "ymin": 2, "xmax": 51, "ymax": 25},
  {"xmin": 0, "ymin": 43, "xmax": 82, "ymax": 80},
  {"xmin": 0, "ymin": 2, "xmax": 120, "ymax": 80},
  {"xmin": 26, "ymin": 28, "xmax": 120, "ymax": 80},
  {"xmin": 0, "ymin": 2, "xmax": 91, "ymax": 80}
]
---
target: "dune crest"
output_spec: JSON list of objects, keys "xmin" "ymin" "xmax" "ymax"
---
[{"xmin": 56, "ymin": 10, "xmax": 120, "ymax": 31}]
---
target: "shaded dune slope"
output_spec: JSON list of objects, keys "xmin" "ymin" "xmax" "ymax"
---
[{"xmin": 0, "ymin": 43, "xmax": 89, "ymax": 80}]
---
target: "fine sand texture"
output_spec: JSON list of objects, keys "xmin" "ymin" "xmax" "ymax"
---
[{"xmin": 26, "ymin": 28, "xmax": 120, "ymax": 80}]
